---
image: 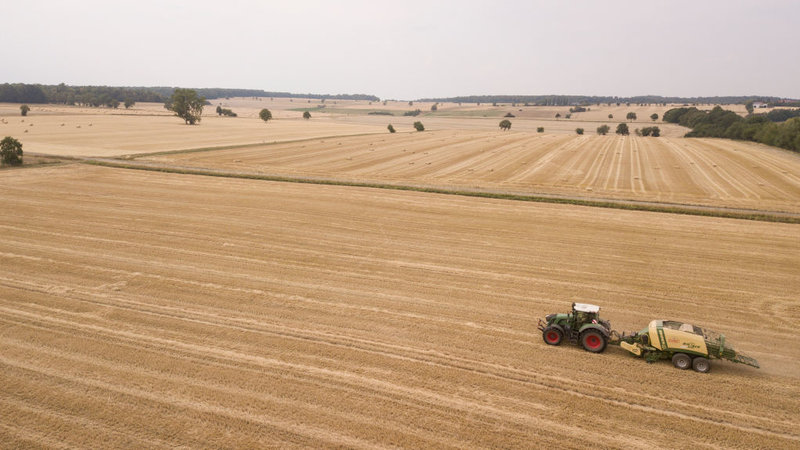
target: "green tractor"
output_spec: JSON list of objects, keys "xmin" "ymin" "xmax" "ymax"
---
[{"xmin": 538, "ymin": 303, "xmax": 614, "ymax": 353}]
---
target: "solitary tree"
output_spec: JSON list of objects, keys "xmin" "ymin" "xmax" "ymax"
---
[
  {"xmin": 20, "ymin": 105, "xmax": 30, "ymax": 116},
  {"xmin": 616, "ymin": 123, "xmax": 630, "ymax": 135},
  {"xmin": 387, "ymin": 124, "xmax": 396, "ymax": 133},
  {"xmin": 413, "ymin": 121, "xmax": 424, "ymax": 131},
  {"xmin": 431, "ymin": 103, "xmax": 438, "ymax": 111},
  {"xmin": 499, "ymin": 119, "xmax": 512, "ymax": 130},
  {"xmin": 303, "ymin": 111, "xmax": 311, "ymax": 120},
  {"xmin": 650, "ymin": 113, "xmax": 659, "ymax": 122},
  {"xmin": 575, "ymin": 128, "xmax": 584, "ymax": 135},
  {"xmin": 124, "ymin": 99, "xmax": 135, "ymax": 109},
  {"xmin": 259, "ymin": 108, "xmax": 273, "ymax": 122},
  {"xmin": 165, "ymin": 88, "xmax": 205, "ymax": 125},
  {"xmin": 537, "ymin": 127, "xmax": 544, "ymax": 133},
  {"xmin": 0, "ymin": 136, "xmax": 23, "ymax": 165},
  {"xmin": 745, "ymin": 100, "xmax": 754, "ymax": 115},
  {"xmin": 608, "ymin": 114, "xmax": 613, "ymax": 119},
  {"xmin": 555, "ymin": 113, "xmax": 561, "ymax": 119},
  {"xmin": 626, "ymin": 112, "xmax": 637, "ymax": 121},
  {"xmin": 596, "ymin": 125, "xmax": 610, "ymax": 135}
]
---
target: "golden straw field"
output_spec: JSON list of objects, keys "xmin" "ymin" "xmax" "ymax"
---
[
  {"xmin": 142, "ymin": 130, "xmax": 800, "ymax": 214},
  {"xmin": 1, "ymin": 99, "xmax": 799, "ymax": 448}
]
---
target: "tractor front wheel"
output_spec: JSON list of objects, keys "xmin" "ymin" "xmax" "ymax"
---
[
  {"xmin": 672, "ymin": 353, "xmax": 692, "ymax": 370},
  {"xmin": 542, "ymin": 326, "xmax": 563, "ymax": 346},
  {"xmin": 692, "ymin": 357, "xmax": 711, "ymax": 373},
  {"xmin": 580, "ymin": 329, "xmax": 607, "ymax": 353}
]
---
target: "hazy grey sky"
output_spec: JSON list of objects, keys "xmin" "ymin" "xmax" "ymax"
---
[{"xmin": 3, "ymin": 0, "xmax": 799, "ymax": 100}]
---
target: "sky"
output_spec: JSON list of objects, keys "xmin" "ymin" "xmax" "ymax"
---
[{"xmin": 3, "ymin": 0, "xmax": 800, "ymax": 100}]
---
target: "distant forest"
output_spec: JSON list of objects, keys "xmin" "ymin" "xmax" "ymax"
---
[
  {"xmin": 0, "ymin": 83, "xmax": 379, "ymax": 106},
  {"xmin": 176, "ymin": 88, "xmax": 380, "ymax": 102},
  {"xmin": 2, "ymin": 83, "xmax": 796, "ymax": 109},
  {"xmin": 0, "ymin": 83, "xmax": 163, "ymax": 107},
  {"xmin": 416, "ymin": 94, "xmax": 794, "ymax": 106}
]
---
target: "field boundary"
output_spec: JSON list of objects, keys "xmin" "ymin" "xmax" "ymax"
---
[{"xmin": 82, "ymin": 158, "xmax": 800, "ymax": 224}]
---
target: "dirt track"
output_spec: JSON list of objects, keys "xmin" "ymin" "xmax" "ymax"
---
[
  {"xmin": 143, "ymin": 130, "xmax": 800, "ymax": 213},
  {"xmin": 1, "ymin": 165, "xmax": 798, "ymax": 448}
]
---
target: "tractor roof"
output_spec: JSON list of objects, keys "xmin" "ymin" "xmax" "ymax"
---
[{"xmin": 573, "ymin": 303, "xmax": 600, "ymax": 313}]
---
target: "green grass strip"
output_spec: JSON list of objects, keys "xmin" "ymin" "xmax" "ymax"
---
[{"xmin": 83, "ymin": 159, "xmax": 800, "ymax": 224}]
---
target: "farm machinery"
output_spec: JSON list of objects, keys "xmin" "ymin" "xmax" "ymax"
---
[{"xmin": 538, "ymin": 303, "xmax": 760, "ymax": 373}]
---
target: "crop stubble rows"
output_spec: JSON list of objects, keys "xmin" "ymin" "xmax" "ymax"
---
[
  {"xmin": 1, "ymin": 165, "xmax": 799, "ymax": 448},
  {"xmin": 143, "ymin": 130, "xmax": 800, "ymax": 214}
]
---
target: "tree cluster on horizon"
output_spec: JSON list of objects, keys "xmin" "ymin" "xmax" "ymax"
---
[
  {"xmin": 0, "ymin": 83, "xmax": 157, "ymax": 108},
  {"xmin": 0, "ymin": 83, "xmax": 380, "ymax": 106},
  {"xmin": 664, "ymin": 106, "xmax": 800, "ymax": 152},
  {"xmin": 415, "ymin": 94, "xmax": 793, "ymax": 107}
]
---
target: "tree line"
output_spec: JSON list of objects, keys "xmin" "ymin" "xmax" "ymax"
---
[
  {"xmin": 762, "ymin": 109, "xmax": 800, "ymax": 122},
  {"xmin": 417, "ymin": 94, "xmax": 791, "ymax": 107},
  {"xmin": 664, "ymin": 106, "xmax": 800, "ymax": 153},
  {"xmin": 0, "ymin": 83, "xmax": 162, "ymax": 106},
  {"xmin": 148, "ymin": 87, "xmax": 379, "ymax": 101},
  {"xmin": 0, "ymin": 83, "xmax": 379, "ymax": 105}
]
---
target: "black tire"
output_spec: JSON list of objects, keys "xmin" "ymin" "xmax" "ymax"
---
[
  {"xmin": 672, "ymin": 353, "xmax": 692, "ymax": 370},
  {"xmin": 542, "ymin": 326, "xmax": 563, "ymax": 346},
  {"xmin": 692, "ymin": 357, "xmax": 711, "ymax": 373},
  {"xmin": 580, "ymin": 329, "xmax": 607, "ymax": 353}
]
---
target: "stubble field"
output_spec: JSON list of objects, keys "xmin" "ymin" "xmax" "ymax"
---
[
  {"xmin": 143, "ymin": 130, "xmax": 800, "ymax": 214},
  {"xmin": 2, "ymin": 99, "xmax": 800, "ymax": 448},
  {"xmin": 1, "ymin": 165, "xmax": 799, "ymax": 448},
  {"xmin": 0, "ymin": 100, "xmax": 690, "ymax": 157}
]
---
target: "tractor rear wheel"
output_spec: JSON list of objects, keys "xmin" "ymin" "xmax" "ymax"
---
[
  {"xmin": 672, "ymin": 353, "xmax": 692, "ymax": 370},
  {"xmin": 542, "ymin": 326, "xmax": 563, "ymax": 346},
  {"xmin": 692, "ymin": 357, "xmax": 711, "ymax": 373},
  {"xmin": 580, "ymin": 329, "xmax": 607, "ymax": 353}
]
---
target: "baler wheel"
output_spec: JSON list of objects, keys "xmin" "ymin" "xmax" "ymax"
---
[
  {"xmin": 580, "ymin": 329, "xmax": 607, "ymax": 353},
  {"xmin": 692, "ymin": 357, "xmax": 711, "ymax": 373},
  {"xmin": 672, "ymin": 353, "xmax": 692, "ymax": 370}
]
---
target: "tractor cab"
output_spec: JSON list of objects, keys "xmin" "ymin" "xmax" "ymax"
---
[{"xmin": 572, "ymin": 302, "xmax": 600, "ymax": 326}]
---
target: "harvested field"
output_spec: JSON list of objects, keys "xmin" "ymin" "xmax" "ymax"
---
[
  {"xmin": 0, "ymin": 103, "xmax": 383, "ymax": 157},
  {"xmin": 1, "ymin": 165, "xmax": 798, "ymax": 448},
  {"xmin": 143, "ymin": 130, "xmax": 800, "ymax": 213},
  {"xmin": 0, "ymin": 100, "xmax": 702, "ymax": 157}
]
